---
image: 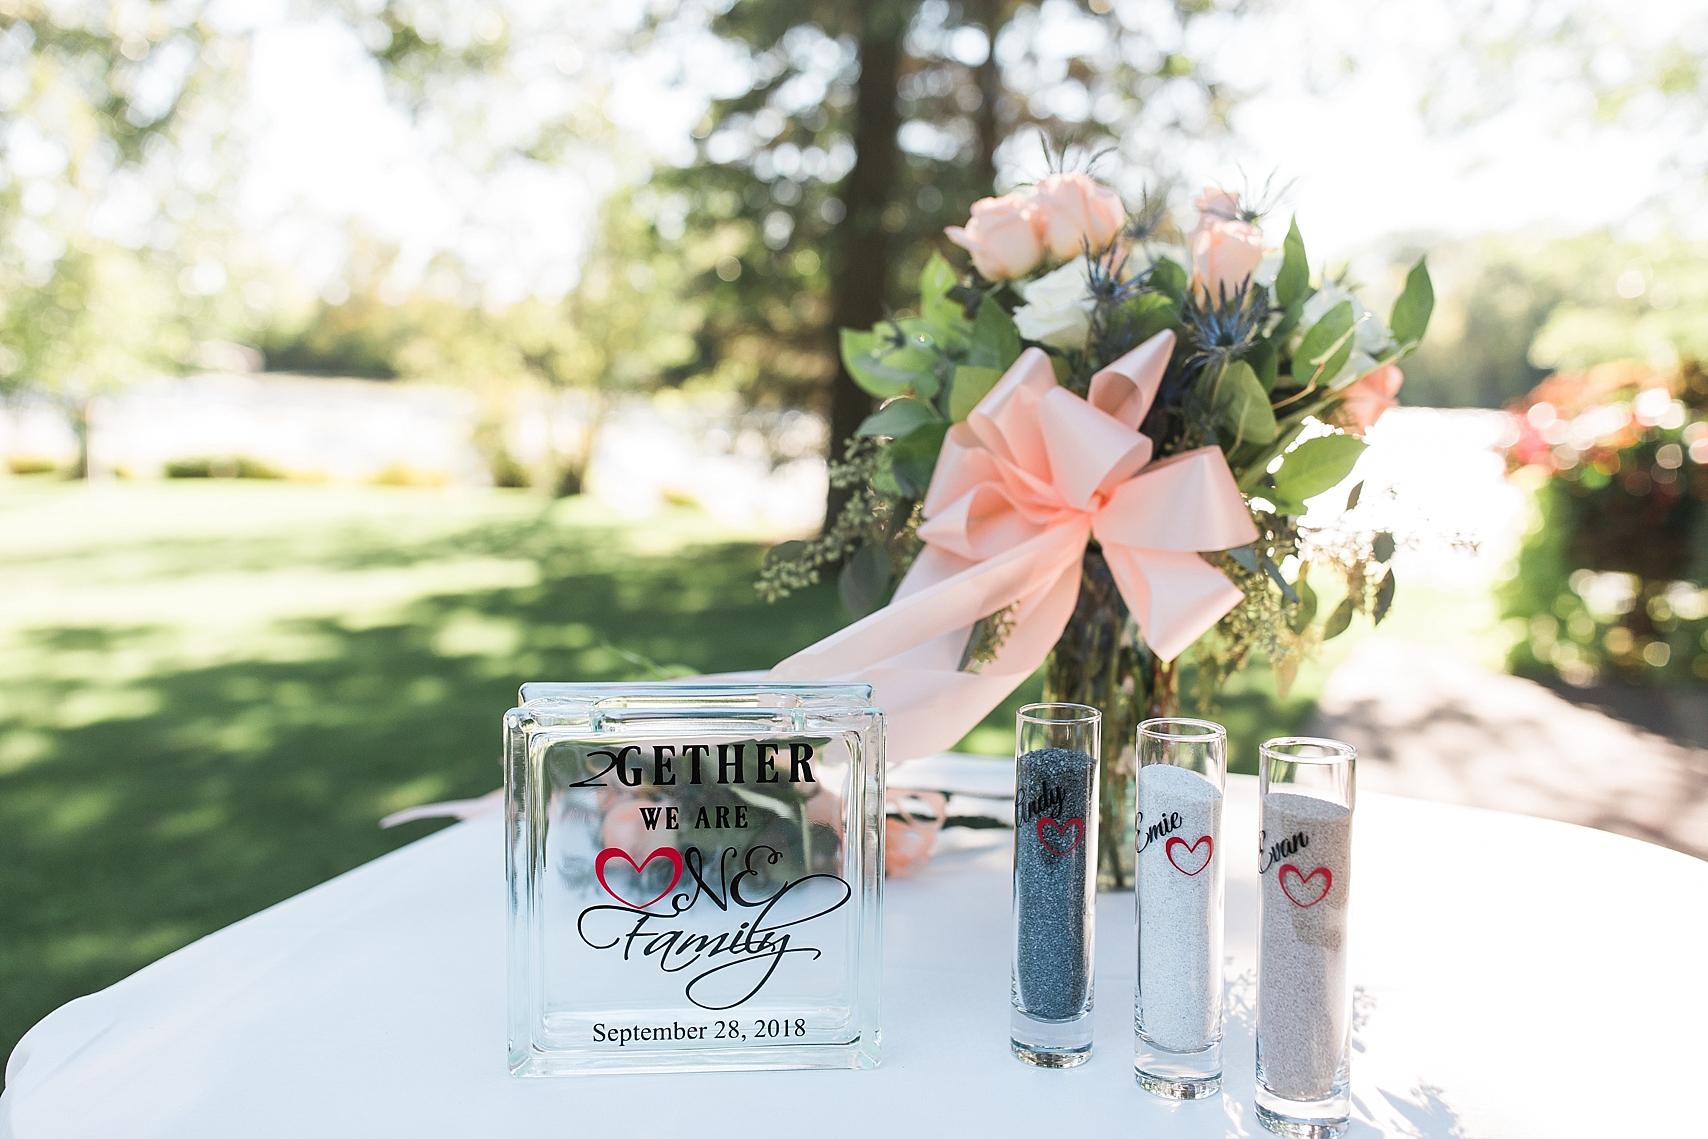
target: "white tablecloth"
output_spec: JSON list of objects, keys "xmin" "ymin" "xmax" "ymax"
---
[{"xmin": 5, "ymin": 775, "xmax": 1705, "ymax": 1138}]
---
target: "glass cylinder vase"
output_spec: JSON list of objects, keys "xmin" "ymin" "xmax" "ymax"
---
[
  {"xmin": 1011, "ymin": 703, "xmax": 1101, "ymax": 1067},
  {"xmin": 1043, "ymin": 544, "xmax": 1178, "ymax": 892},
  {"xmin": 1255, "ymin": 736, "xmax": 1356, "ymax": 1137}
]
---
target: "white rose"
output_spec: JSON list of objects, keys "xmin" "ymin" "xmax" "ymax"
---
[
  {"xmin": 1012, "ymin": 258, "xmax": 1096, "ymax": 351},
  {"xmin": 1354, "ymin": 307, "xmax": 1392, "ymax": 355}
]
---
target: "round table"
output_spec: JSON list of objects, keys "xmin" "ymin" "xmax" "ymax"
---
[{"xmin": 3, "ymin": 772, "xmax": 1704, "ymax": 1138}]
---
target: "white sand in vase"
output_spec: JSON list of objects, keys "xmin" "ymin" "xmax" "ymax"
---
[
  {"xmin": 1135, "ymin": 763, "xmax": 1224, "ymax": 1051},
  {"xmin": 1257, "ymin": 791, "xmax": 1353, "ymax": 1101}
]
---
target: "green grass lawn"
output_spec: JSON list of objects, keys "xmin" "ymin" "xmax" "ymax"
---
[
  {"xmin": 0, "ymin": 479, "xmax": 853, "ymax": 1067},
  {"xmin": 0, "ymin": 477, "xmax": 1504, "ymax": 1069}
]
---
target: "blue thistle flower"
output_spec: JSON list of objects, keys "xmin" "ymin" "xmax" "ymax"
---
[{"xmin": 1180, "ymin": 279, "xmax": 1271, "ymax": 372}]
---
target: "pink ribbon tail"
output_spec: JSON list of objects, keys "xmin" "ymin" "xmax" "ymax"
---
[{"xmin": 772, "ymin": 523, "xmax": 1087, "ymax": 758}]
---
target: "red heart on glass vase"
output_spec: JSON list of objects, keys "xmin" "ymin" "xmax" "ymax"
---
[
  {"xmin": 595, "ymin": 847, "xmax": 684, "ymax": 910},
  {"xmin": 1037, "ymin": 817, "xmax": 1084, "ymax": 856},
  {"xmin": 1278, "ymin": 863, "xmax": 1332, "ymax": 908},
  {"xmin": 1165, "ymin": 834, "xmax": 1213, "ymax": 876}
]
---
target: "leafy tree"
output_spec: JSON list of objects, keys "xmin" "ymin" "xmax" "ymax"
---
[
  {"xmin": 1, "ymin": 0, "xmax": 1241, "ymax": 491},
  {"xmin": 627, "ymin": 0, "xmax": 1242, "ymax": 527},
  {"xmin": 0, "ymin": 0, "xmax": 250, "ymax": 471}
]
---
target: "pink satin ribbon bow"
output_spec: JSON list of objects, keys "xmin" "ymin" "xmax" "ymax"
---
[{"xmin": 771, "ymin": 331, "xmax": 1259, "ymax": 760}]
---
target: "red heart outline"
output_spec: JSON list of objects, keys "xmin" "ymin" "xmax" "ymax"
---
[
  {"xmin": 594, "ymin": 847, "xmax": 684, "ymax": 910},
  {"xmin": 1278, "ymin": 863, "xmax": 1332, "ymax": 908},
  {"xmin": 1036, "ymin": 816, "xmax": 1084, "ymax": 856},
  {"xmin": 1165, "ymin": 834, "xmax": 1213, "ymax": 876}
]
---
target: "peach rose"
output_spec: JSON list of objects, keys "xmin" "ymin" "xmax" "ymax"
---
[
  {"xmin": 945, "ymin": 193, "xmax": 1044, "ymax": 280},
  {"xmin": 1031, "ymin": 172, "xmax": 1126, "ymax": 260},
  {"xmin": 1340, "ymin": 364, "xmax": 1404, "ymax": 434},
  {"xmin": 1190, "ymin": 187, "xmax": 1265, "ymax": 301}
]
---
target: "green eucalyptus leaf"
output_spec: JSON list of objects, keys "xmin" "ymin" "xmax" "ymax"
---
[
  {"xmin": 1149, "ymin": 257, "xmax": 1189, "ymax": 303},
  {"xmin": 919, "ymin": 253, "xmax": 961, "ymax": 330},
  {"xmin": 1247, "ymin": 339, "xmax": 1279, "ymax": 392},
  {"xmin": 1323, "ymin": 596, "xmax": 1355, "ymax": 640},
  {"xmin": 840, "ymin": 328, "xmax": 932, "ymax": 398},
  {"xmin": 838, "ymin": 543, "xmax": 893, "ymax": 620},
  {"xmin": 1321, "ymin": 339, "xmax": 1356, "ymax": 389},
  {"xmin": 1213, "ymin": 360, "xmax": 1279, "ymax": 448},
  {"xmin": 1290, "ymin": 575, "xmax": 1319, "ymax": 634},
  {"xmin": 1294, "ymin": 300, "xmax": 1355, "ymax": 387},
  {"xmin": 949, "ymin": 365, "xmax": 1004, "ymax": 422},
  {"xmin": 1126, "ymin": 291, "xmax": 1182, "ymax": 345},
  {"xmin": 1390, "ymin": 257, "xmax": 1434, "ymax": 348},
  {"xmin": 898, "ymin": 316, "xmax": 968, "ymax": 356},
  {"xmin": 1271, "ymin": 300, "xmax": 1305, "ymax": 341},
  {"xmin": 1373, "ymin": 568, "xmax": 1397, "ymax": 625},
  {"xmin": 1272, "ymin": 433, "xmax": 1367, "ymax": 506},
  {"xmin": 1372, "ymin": 531, "xmax": 1396, "ymax": 563},
  {"xmin": 912, "ymin": 368, "xmax": 941, "ymax": 402},
  {"xmin": 965, "ymin": 296, "xmax": 1021, "ymax": 370},
  {"xmin": 856, "ymin": 399, "xmax": 939, "ymax": 439},
  {"xmin": 1275, "ymin": 218, "xmax": 1310, "ymax": 308},
  {"xmin": 887, "ymin": 421, "xmax": 950, "ymax": 499}
]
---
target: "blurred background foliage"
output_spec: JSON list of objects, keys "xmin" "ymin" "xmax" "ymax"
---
[
  {"xmin": 1, "ymin": 0, "xmax": 1247, "ymax": 494},
  {"xmin": 1500, "ymin": 359, "xmax": 1708, "ymax": 687},
  {"xmin": 1398, "ymin": 229, "xmax": 1708, "ymax": 409},
  {"xmin": 4, "ymin": 0, "xmax": 1707, "ymax": 482}
]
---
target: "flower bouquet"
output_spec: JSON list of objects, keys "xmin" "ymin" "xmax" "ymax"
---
[{"xmin": 764, "ymin": 170, "xmax": 1434, "ymax": 888}]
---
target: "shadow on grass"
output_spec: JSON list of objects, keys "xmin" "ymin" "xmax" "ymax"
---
[{"xmin": 0, "ymin": 506, "xmax": 844, "ymax": 1069}]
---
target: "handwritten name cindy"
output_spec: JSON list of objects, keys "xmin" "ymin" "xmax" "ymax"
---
[{"xmin": 1017, "ymin": 781, "xmax": 1068, "ymax": 825}]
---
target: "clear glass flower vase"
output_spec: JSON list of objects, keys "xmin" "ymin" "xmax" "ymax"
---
[{"xmin": 1042, "ymin": 545, "xmax": 1178, "ymax": 892}]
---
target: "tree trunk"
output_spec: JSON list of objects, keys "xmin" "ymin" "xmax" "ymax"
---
[
  {"xmin": 824, "ymin": 1, "xmax": 911, "ymax": 534},
  {"xmin": 69, "ymin": 396, "xmax": 91, "ymax": 480},
  {"xmin": 971, "ymin": 0, "xmax": 1005, "ymax": 197}
]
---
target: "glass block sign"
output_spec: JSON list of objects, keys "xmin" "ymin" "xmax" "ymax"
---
[{"xmin": 505, "ymin": 682, "xmax": 884, "ymax": 1075}]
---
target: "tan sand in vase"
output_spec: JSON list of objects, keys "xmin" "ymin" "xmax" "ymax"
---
[{"xmin": 1257, "ymin": 791, "xmax": 1353, "ymax": 1101}]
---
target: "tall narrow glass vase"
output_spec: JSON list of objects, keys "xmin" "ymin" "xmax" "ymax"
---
[{"xmin": 1042, "ymin": 545, "xmax": 1180, "ymax": 891}]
